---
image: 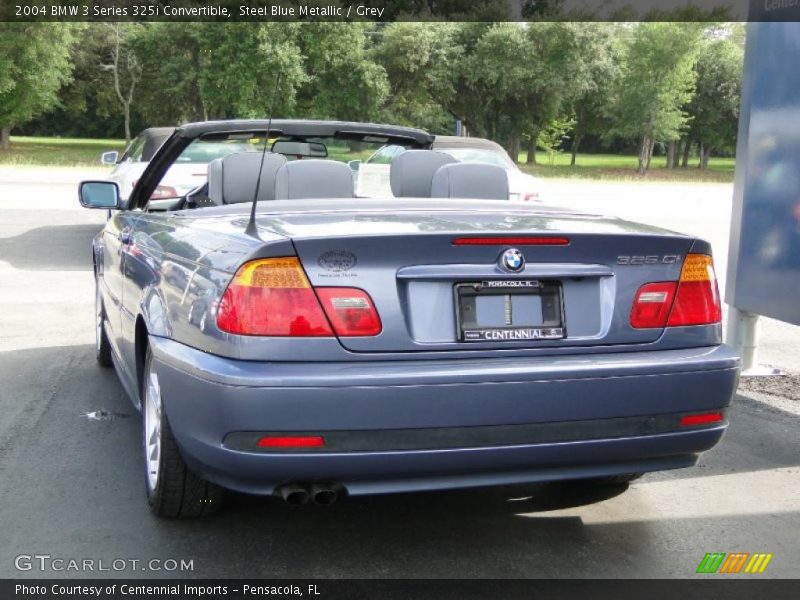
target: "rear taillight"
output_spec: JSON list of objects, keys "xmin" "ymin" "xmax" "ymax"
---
[
  {"xmin": 630, "ymin": 282, "xmax": 677, "ymax": 328},
  {"xmin": 630, "ymin": 254, "xmax": 721, "ymax": 329},
  {"xmin": 316, "ymin": 288, "xmax": 382, "ymax": 336},
  {"xmin": 217, "ymin": 258, "xmax": 382, "ymax": 337},
  {"xmin": 667, "ymin": 254, "xmax": 722, "ymax": 326},
  {"xmin": 217, "ymin": 257, "xmax": 333, "ymax": 336},
  {"xmin": 150, "ymin": 184, "xmax": 178, "ymax": 200},
  {"xmin": 521, "ymin": 192, "xmax": 540, "ymax": 202}
]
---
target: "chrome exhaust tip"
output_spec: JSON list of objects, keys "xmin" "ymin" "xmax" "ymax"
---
[
  {"xmin": 278, "ymin": 484, "xmax": 310, "ymax": 506},
  {"xmin": 310, "ymin": 484, "xmax": 338, "ymax": 506}
]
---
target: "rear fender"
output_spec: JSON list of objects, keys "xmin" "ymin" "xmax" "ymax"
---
[{"xmin": 139, "ymin": 286, "xmax": 171, "ymax": 338}]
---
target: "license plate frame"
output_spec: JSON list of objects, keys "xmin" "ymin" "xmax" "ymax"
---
[{"xmin": 455, "ymin": 280, "xmax": 565, "ymax": 342}]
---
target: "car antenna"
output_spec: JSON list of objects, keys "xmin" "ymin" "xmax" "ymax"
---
[{"xmin": 245, "ymin": 71, "xmax": 282, "ymax": 239}]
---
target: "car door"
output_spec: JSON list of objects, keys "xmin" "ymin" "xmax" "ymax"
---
[
  {"xmin": 101, "ymin": 210, "xmax": 140, "ymax": 385},
  {"xmin": 100, "ymin": 213, "xmax": 126, "ymax": 356},
  {"xmin": 118, "ymin": 227, "xmax": 153, "ymax": 380}
]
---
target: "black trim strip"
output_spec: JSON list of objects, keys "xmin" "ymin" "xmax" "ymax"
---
[{"xmin": 223, "ymin": 411, "xmax": 728, "ymax": 453}]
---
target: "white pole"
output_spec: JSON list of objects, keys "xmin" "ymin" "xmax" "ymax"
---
[{"xmin": 726, "ymin": 307, "xmax": 783, "ymax": 376}]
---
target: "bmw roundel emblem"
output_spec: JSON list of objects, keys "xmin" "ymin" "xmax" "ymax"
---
[{"xmin": 501, "ymin": 248, "xmax": 525, "ymax": 272}]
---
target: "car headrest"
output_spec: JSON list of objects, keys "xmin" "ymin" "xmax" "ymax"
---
[
  {"xmin": 274, "ymin": 159, "xmax": 354, "ymax": 200},
  {"xmin": 207, "ymin": 152, "xmax": 288, "ymax": 205},
  {"xmin": 430, "ymin": 162, "xmax": 509, "ymax": 200},
  {"xmin": 389, "ymin": 150, "xmax": 457, "ymax": 198}
]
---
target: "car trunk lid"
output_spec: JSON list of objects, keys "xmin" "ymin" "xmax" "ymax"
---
[{"xmin": 253, "ymin": 200, "xmax": 694, "ymax": 353}]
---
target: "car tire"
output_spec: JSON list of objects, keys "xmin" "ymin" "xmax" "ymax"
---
[
  {"xmin": 142, "ymin": 347, "xmax": 225, "ymax": 518},
  {"xmin": 95, "ymin": 280, "xmax": 113, "ymax": 368}
]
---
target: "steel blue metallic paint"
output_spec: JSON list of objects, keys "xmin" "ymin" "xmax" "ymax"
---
[{"xmin": 87, "ymin": 120, "xmax": 740, "ymax": 500}]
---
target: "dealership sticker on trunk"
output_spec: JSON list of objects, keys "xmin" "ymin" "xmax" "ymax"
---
[{"xmin": 317, "ymin": 250, "xmax": 358, "ymax": 278}]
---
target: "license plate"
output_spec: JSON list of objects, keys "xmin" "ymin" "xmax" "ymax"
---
[{"xmin": 456, "ymin": 280, "xmax": 565, "ymax": 342}]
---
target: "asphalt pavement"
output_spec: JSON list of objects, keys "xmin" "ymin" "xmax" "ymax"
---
[{"xmin": 0, "ymin": 167, "xmax": 798, "ymax": 578}]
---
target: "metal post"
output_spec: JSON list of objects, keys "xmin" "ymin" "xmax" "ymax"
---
[{"xmin": 726, "ymin": 306, "xmax": 783, "ymax": 376}]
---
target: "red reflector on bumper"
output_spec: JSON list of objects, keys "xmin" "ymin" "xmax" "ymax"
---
[
  {"xmin": 256, "ymin": 436, "xmax": 325, "ymax": 448},
  {"xmin": 452, "ymin": 236, "xmax": 570, "ymax": 246},
  {"xmin": 679, "ymin": 412, "xmax": 723, "ymax": 427}
]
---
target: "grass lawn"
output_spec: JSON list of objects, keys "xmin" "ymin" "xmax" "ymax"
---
[
  {"xmin": 0, "ymin": 136, "xmax": 736, "ymax": 182},
  {"xmin": 0, "ymin": 136, "xmax": 125, "ymax": 167},
  {"xmin": 517, "ymin": 151, "xmax": 735, "ymax": 182}
]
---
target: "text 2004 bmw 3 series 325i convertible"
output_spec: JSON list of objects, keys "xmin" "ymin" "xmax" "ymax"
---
[{"xmin": 79, "ymin": 120, "xmax": 740, "ymax": 518}]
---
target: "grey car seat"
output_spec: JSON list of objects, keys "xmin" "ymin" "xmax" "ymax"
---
[
  {"xmin": 274, "ymin": 159, "xmax": 354, "ymax": 200},
  {"xmin": 431, "ymin": 162, "xmax": 509, "ymax": 200},
  {"xmin": 389, "ymin": 150, "xmax": 457, "ymax": 198},
  {"xmin": 207, "ymin": 152, "xmax": 287, "ymax": 205}
]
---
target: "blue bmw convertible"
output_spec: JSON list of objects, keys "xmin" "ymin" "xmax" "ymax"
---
[{"xmin": 79, "ymin": 119, "xmax": 739, "ymax": 517}]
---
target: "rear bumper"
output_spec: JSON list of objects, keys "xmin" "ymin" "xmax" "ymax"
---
[{"xmin": 151, "ymin": 338, "xmax": 739, "ymax": 495}]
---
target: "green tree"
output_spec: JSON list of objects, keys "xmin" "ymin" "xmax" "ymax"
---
[
  {"xmin": 608, "ymin": 23, "xmax": 704, "ymax": 174},
  {"xmin": 133, "ymin": 23, "xmax": 306, "ymax": 124},
  {"xmin": 0, "ymin": 23, "xmax": 77, "ymax": 149},
  {"xmin": 685, "ymin": 33, "xmax": 743, "ymax": 169},
  {"xmin": 18, "ymin": 24, "xmax": 126, "ymax": 138},
  {"xmin": 412, "ymin": 23, "xmax": 494, "ymax": 137},
  {"xmin": 521, "ymin": 22, "xmax": 616, "ymax": 165},
  {"xmin": 447, "ymin": 22, "xmax": 603, "ymax": 163},
  {"xmin": 565, "ymin": 23, "xmax": 623, "ymax": 166},
  {"xmin": 376, "ymin": 22, "xmax": 498, "ymax": 134},
  {"xmin": 377, "ymin": 22, "xmax": 600, "ymax": 162},
  {"xmin": 295, "ymin": 23, "xmax": 388, "ymax": 121},
  {"xmin": 468, "ymin": 22, "xmax": 538, "ymax": 158},
  {"xmin": 195, "ymin": 23, "xmax": 306, "ymax": 119},
  {"xmin": 538, "ymin": 116, "xmax": 575, "ymax": 165},
  {"xmin": 101, "ymin": 23, "xmax": 143, "ymax": 143},
  {"xmin": 374, "ymin": 22, "xmax": 453, "ymax": 132},
  {"xmin": 132, "ymin": 23, "xmax": 209, "ymax": 124}
]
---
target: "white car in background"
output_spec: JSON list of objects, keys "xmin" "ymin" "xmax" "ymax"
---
[
  {"xmin": 101, "ymin": 127, "xmax": 254, "ymax": 202},
  {"xmin": 352, "ymin": 135, "xmax": 545, "ymax": 201},
  {"xmin": 101, "ymin": 127, "xmax": 174, "ymax": 200}
]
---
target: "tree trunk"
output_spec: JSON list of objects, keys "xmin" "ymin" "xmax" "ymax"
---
[
  {"xmin": 123, "ymin": 104, "xmax": 131, "ymax": 143},
  {"xmin": 697, "ymin": 143, "xmax": 704, "ymax": 169},
  {"xmin": 637, "ymin": 134, "xmax": 652, "ymax": 174},
  {"xmin": 699, "ymin": 145, "xmax": 711, "ymax": 170},
  {"xmin": 674, "ymin": 139, "xmax": 683, "ymax": 168},
  {"xmin": 681, "ymin": 139, "xmax": 691, "ymax": 168},
  {"xmin": 666, "ymin": 140, "xmax": 677, "ymax": 169},
  {"xmin": 571, "ymin": 132, "xmax": 583, "ymax": 166},
  {"xmin": 0, "ymin": 126, "xmax": 10, "ymax": 151},
  {"xmin": 526, "ymin": 127, "xmax": 539, "ymax": 165},
  {"xmin": 507, "ymin": 133, "xmax": 521, "ymax": 165}
]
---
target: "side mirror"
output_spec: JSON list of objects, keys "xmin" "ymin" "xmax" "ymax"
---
[
  {"xmin": 348, "ymin": 159, "xmax": 362, "ymax": 172},
  {"xmin": 100, "ymin": 151, "xmax": 119, "ymax": 165},
  {"xmin": 79, "ymin": 181, "xmax": 121, "ymax": 209}
]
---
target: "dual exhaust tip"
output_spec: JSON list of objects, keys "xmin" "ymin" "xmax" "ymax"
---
[{"xmin": 277, "ymin": 483, "xmax": 341, "ymax": 506}]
